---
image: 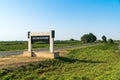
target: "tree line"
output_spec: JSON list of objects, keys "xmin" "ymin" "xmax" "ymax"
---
[{"xmin": 80, "ymin": 33, "xmax": 114, "ymax": 44}]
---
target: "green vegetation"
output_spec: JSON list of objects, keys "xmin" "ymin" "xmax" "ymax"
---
[
  {"xmin": 102, "ymin": 35, "xmax": 107, "ymax": 43},
  {"xmin": 81, "ymin": 33, "xmax": 97, "ymax": 43},
  {"xmin": 0, "ymin": 41, "xmax": 27, "ymax": 51},
  {"xmin": 0, "ymin": 43, "xmax": 120, "ymax": 80},
  {"xmin": 54, "ymin": 40, "xmax": 82, "ymax": 48},
  {"xmin": 108, "ymin": 39, "xmax": 114, "ymax": 44},
  {"xmin": 0, "ymin": 40, "xmax": 82, "ymax": 52}
]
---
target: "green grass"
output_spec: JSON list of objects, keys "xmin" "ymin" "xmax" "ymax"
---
[
  {"xmin": 0, "ymin": 43, "xmax": 120, "ymax": 80},
  {"xmin": 0, "ymin": 41, "xmax": 27, "ymax": 51},
  {"xmin": 0, "ymin": 40, "xmax": 82, "ymax": 52}
]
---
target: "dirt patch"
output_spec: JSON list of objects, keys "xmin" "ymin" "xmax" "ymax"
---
[
  {"xmin": 0, "ymin": 55, "xmax": 46, "ymax": 69},
  {"xmin": 0, "ymin": 49, "xmax": 68, "ymax": 69}
]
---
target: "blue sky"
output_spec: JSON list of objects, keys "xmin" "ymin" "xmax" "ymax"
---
[{"xmin": 0, "ymin": 0, "xmax": 120, "ymax": 41}]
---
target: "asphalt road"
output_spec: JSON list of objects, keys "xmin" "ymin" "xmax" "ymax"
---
[
  {"xmin": 0, "ymin": 43, "xmax": 99, "ymax": 57},
  {"xmin": 0, "ymin": 51, "xmax": 24, "ymax": 57}
]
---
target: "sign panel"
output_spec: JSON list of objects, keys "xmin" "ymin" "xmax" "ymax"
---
[{"xmin": 31, "ymin": 36, "xmax": 50, "ymax": 44}]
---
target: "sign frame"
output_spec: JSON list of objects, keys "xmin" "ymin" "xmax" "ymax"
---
[{"xmin": 28, "ymin": 30, "xmax": 55, "ymax": 53}]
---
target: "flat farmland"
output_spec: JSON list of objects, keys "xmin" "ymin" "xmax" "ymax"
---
[
  {"xmin": 0, "ymin": 40, "xmax": 82, "ymax": 52},
  {"xmin": 0, "ymin": 43, "xmax": 120, "ymax": 80}
]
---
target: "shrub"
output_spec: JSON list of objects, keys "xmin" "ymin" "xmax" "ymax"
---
[{"xmin": 108, "ymin": 39, "xmax": 114, "ymax": 44}]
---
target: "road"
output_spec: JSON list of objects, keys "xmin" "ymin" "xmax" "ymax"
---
[
  {"xmin": 0, "ymin": 43, "xmax": 99, "ymax": 57},
  {"xmin": 0, "ymin": 51, "xmax": 23, "ymax": 57},
  {"xmin": 0, "ymin": 47, "xmax": 72, "ymax": 57}
]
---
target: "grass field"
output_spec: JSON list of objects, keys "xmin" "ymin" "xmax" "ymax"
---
[
  {"xmin": 0, "ymin": 43, "xmax": 120, "ymax": 80},
  {"xmin": 0, "ymin": 40, "xmax": 82, "ymax": 52}
]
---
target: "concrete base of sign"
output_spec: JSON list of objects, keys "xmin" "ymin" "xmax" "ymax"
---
[
  {"xmin": 23, "ymin": 51, "xmax": 59, "ymax": 59},
  {"xmin": 23, "ymin": 51, "xmax": 33, "ymax": 57}
]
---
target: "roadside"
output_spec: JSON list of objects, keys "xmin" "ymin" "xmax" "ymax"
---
[
  {"xmin": 0, "ymin": 43, "xmax": 100, "ymax": 57},
  {"xmin": 0, "ymin": 43, "xmax": 100, "ymax": 69},
  {"xmin": 0, "ymin": 49, "xmax": 67, "ymax": 69}
]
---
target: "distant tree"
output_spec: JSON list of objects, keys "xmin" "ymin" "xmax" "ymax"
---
[
  {"xmin": 70, "ymin": 38, "xmax": 75, "ymax": 41},
  {"xmin": 108, "ymin": 39, "xmax": 114, "ymax": 44},
  {"xmin": 89, "ymin": 33, "xmax": 97, "ymax": 42},
  {"xmin": 102, "ymin": 35, "xmax": 107, "ymax": 43},
  {"xmin": 81, "ymin": 34, "xmax": 90, "ymax": 43},
  {"xmin": 81, "ymin": 33, "xmax": 97, "ymax": 43}
]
